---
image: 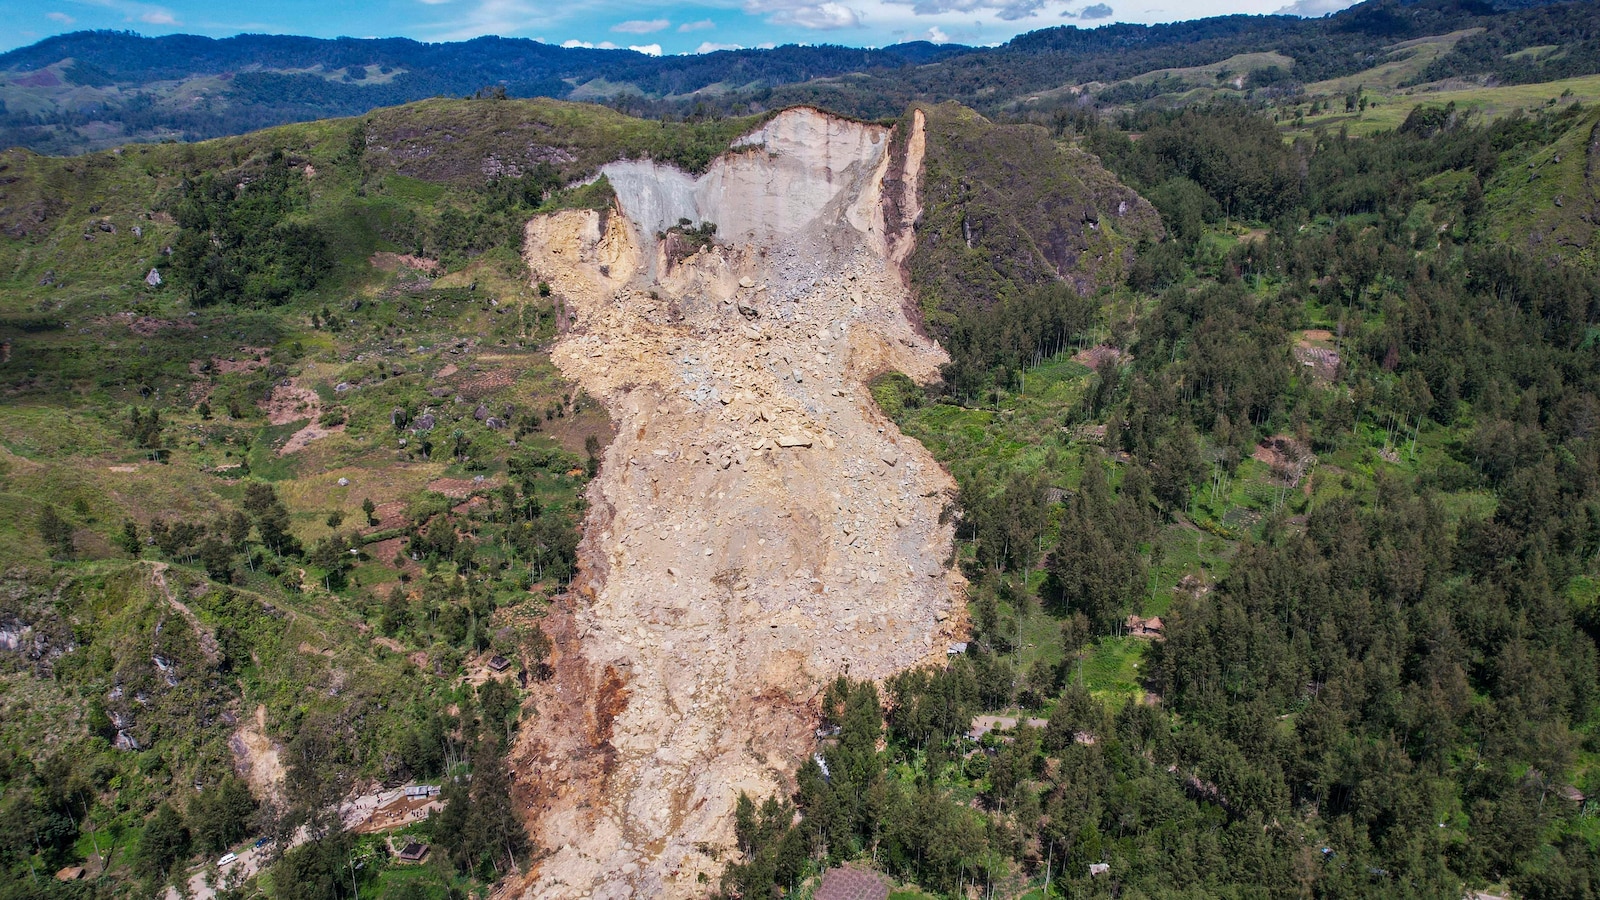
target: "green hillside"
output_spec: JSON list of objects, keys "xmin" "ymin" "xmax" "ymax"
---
[
  {"xmin": 0, "ymin": 96, "xmax": 754, "ymax": 899},
  {"xmin": 729, "ymin": 105, "xmax": 1600, "ymax": 900},
  {"xmin": 1, "ymin": 84, "xmax": 1598, "ymax": 900}
]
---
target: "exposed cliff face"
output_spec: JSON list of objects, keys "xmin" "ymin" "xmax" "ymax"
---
[{"xmin": 514, "ymin": 107, "xmax": 963, "ymax": 899}]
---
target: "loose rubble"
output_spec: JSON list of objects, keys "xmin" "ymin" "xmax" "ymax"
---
[{"xmin": 514, "ymin": 107, "xmax": 963, "ymax": 899}]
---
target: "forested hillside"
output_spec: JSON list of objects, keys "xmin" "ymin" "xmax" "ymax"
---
[
  {"xmin": 0, "ymin": 97, "xmax": 758, "ymax": 900},
  {"xmin": 728, "ymin": 102, "xmax": 1600, "ymax": 898}
]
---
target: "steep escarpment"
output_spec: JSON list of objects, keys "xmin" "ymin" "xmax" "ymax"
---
[
  {"xmin": 514, "ymin": 107, "xmax": 963, "ymax": 898},
  {"xmin": 907, "ymin": 102, "xmax": 1163, "ymax": 324}
]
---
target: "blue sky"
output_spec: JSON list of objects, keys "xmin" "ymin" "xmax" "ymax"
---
[{"xmin": 0, "ymin": 0, "xmax": 1360, "ymax": 55}]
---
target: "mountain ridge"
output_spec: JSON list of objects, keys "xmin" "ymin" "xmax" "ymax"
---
[{"xmin": 5, "ymin": 0, "xmax": 1600, "ymax": 155}]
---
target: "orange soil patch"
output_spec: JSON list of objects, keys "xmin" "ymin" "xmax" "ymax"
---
[
  {"xmin": 459, "ymin": 368, "xmax": 517, "ymax": 398},
  {"xmin": 263, "ymin": 382, "xmax": 319, "ymax": 426},
  {"xmin": 281, "ymin": 419, "xmax": 344, "ymax": 456},
  {"xmin": 262, "ymin": 378, "xmax": 344, "ymax": 455},
  {"xmin": 453, "ymin": 496, "xmax": 489, "ymax": 515},
  {"xmin": 370, "ymin": 252, "xmax": 444, "ymax": 275},
  {"xmin": 435, "ymin": 363, "xmax": 459, "ymax": 379},
  {"xmin": 1252, "ymin": 435, "xmax": 1307, "ymax": 468},
  {"xmin": 366, "ymin": 536, "xmax": 420, "ymax": 578},
  {"xmin": 1073, "ymin": 344, "xmax": 1131, "ymax": 369},
  {"xmin": 371, "ymin": 501, "xmax": 409, "ymax": 529}
]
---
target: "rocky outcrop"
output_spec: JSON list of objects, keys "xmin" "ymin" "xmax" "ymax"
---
[{"xmin": 514, "ymin": 107, "xmax": 964, "ymax": 899}]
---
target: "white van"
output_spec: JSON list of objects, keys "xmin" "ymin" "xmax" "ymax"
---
[{"xmin": 218, "ymin": 852, "xmax": 238, "ymax": 867}]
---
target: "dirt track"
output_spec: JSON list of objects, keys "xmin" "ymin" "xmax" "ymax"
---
[{"xmin": 511, "ymin": 108, "xmax": 964, "ymax": 898}]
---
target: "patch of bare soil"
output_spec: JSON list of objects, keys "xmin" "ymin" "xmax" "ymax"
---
[
  {"xmin": 263, "ymin": 381, "xmax": 319, "ymax": 426},
  {"xmin": 262, "ymin": 378, "xmax": 344, "ymax": 455},
  {"xmin": 513, "ymin": 107, "xmax": 963, "ymax": 899},
  {"xmin": 1254, "ymin": 435, "xmax": 1316, "ymax": 487},
  {"xmin": 370, "ymin": 252, "xmax": 443, "ymax": 274},
  {"xmin": 1073, "ymin": 344, "xmax": 1130, "ymax": 369},
  {"xmin": 458, "ymin": 368, "xmax": 517, "ymax": 398},
  {"xmin": 230, "ymin": 705, "xmax": 286, "ymax": 803},
  {"xmin": 1294, "ymin": 330, "xmax": 1341, "ymax": 383},
  {"xmin": 371, "ymin": 501, "xmax": 409, "ymax": 530}
]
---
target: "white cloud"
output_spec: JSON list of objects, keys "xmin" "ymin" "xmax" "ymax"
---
[
  {"xmin": 561, "ymin": 38, "xmax": 621, "ymax": 49},
  {"xmin": 47, "ymin": 11, "xmax": 76, "ymax": 23},
  {"xmin": 1077, "ymin": 2, "xmax": 1114, "ymax": 18},
  {"xmin": 678, "ymin": 19, "xmax": 716, "ymax": 32},
  {"xmin": 881, "ymin": 0, "xmax": 1048, "ymax": 20},
  {"xmin": 426, "ymin": 0, "xmax": 556, "ymax": 41},
  {"xmin": 612, "ymin": 18, "xmax": 669, "ymax": 34},
  {"xmin": 743, "ymin": 0, "xmax": 863, "ymax": 30},
  {"xmin": 693, "ymin": 41, "xmax": 745, "ymax": 53},
  {"xmin": 68, "ymin": 0, "xmax": 182, "ymax": 27},
  {"xmin": 416, "ymin": 0, "xmax": 451, "ymax": 5},
  {"xmin": 628, "ymin": 43, "xmax": 663, "ymax": 55},
  {"xmin": 924, "ymin": 25, "xmax": 949, "ymax": 42},
  {"xmin": 1274, "ymin": 0, "xmax": 1353, "ymax": 16}
]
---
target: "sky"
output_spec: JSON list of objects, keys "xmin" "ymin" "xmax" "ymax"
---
[{"xmin": 0, "ymin": 0, "xmax": 1361, "ymax": 55}]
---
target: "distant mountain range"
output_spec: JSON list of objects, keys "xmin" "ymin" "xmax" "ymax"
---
[{"xmin": 2, "ymin": 0, "xmax": 1597, "ymax": 155}]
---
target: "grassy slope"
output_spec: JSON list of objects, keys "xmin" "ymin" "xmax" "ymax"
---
[
  {"xmin": 1483, "ymin": 102, "xmax": 1599, "ymax": 270},
  {"xmin": 0, "ymin": 96, "xmax": 764, "ymax": 896},
  {"xmin": 907, "ymin": 102, "xmax": 1163, "ymax": 331}
]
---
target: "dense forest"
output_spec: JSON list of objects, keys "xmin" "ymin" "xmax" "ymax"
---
[{"xmin": 728, "ymin": 102, "xmax": 1600, "ymax": 897}]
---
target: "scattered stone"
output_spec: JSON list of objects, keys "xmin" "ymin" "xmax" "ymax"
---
[
  {"xmin": 777, "ymin": 435, "xmax": 812, "ymax": 448},
  {"xmin": 144, "ymin": 268, "xmax": 162, "ymax": 287}
]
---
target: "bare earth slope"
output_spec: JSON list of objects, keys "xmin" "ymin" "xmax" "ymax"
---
[{"xmin": 512, "ymin": 107, "xmax": 963, "ymax": 898}]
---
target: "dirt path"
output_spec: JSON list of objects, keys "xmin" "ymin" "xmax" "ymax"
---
[
  {"xmin": 147, "ymin": 561, "xmax": 220, "ymax": 663},
  {"xmin": 514, "ymin": 108, "xmax": 964, "ymax": 898}
]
